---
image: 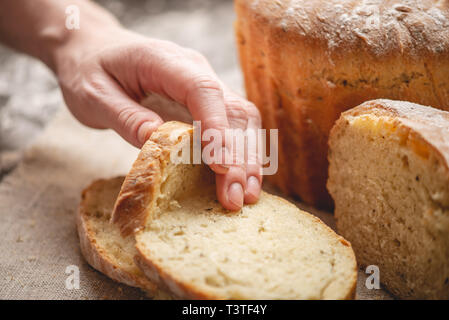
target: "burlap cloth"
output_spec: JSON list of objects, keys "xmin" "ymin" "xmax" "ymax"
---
[
  {"xmin": 0, "ymin": 107, "xmax": 393, "ymax": 299},
  {"xmin": 0, "ymin": 109, "xmax": 142, "ymax": 299},
  {"xmin": 0, "ymin": 0, "xmax": 393, "ymax": 300}
]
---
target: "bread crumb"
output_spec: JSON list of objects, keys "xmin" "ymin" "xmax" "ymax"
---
[{"xmin": 169, "ymin": 200, "xmax": 181, "ymax": 210}]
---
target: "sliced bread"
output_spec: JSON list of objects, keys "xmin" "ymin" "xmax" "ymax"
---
[
  {"xmin": 111, "ymin": 121, "xmax": 201, "ymax": 236},
  {"xmin": 113, "ymin": 121, "xmax": 358, "ymax": 299},
  {"xmin": 76, "ymin": 176, "xmax": 158, "ymax": 295},
  {"xmin": 328, "ymin": 99, "xmax": 449, "ymax": 299}
]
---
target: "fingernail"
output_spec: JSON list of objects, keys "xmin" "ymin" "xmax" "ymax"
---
[
  {"xmin": 246, "ymin": 176, "xmax": 260, "ymax": 198},
  {"xmin": 228, "ymin": 182, "xmax": 244, "ymax": 209}
]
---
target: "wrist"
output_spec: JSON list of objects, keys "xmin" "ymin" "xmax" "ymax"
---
[
  {"xmin": 51, "ymin": 23, "xmax": 122, "ymax": 76},
  {"xmin": 45, "ymin": 3, "xmax": 121, "ymax": 75}
]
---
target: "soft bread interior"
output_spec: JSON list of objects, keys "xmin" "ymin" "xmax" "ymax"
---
[
  {"xmin": 80, "ymin": 177, "xmax": 143, "ymax": 280},
  {"xmin": 107, "ymin": 121, "xmax": 357, "ymax": 299},
  {"xmin": 134, "ymin": 149, "xmax": 357, "ymax": 299},
  {"xmin": 328, "ymin": 113, "xmax": 449, "ymax": 299}
]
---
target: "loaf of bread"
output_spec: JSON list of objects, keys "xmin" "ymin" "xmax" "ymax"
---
[
  {"xmin": 111, "ymin": 121, "xmax": 358, "ymax": 299},
  {"xmin": 328, "ymin": 99, "xmax": 449, "ymax": 299},
  {"xmin": 235, "ymin": 0, "xmax": 449, "ymax": 207}
]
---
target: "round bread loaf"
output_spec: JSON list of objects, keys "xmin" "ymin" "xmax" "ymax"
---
[{"xmin": 235, "ymin": 0, "xmax": 449, "ymax": 207}]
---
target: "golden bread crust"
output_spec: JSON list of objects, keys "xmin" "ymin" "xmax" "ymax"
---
[
  {"xmin": 76, "ymin": 177, "xmax": 157, "ymax": 294},
  {"xmin": 337, "ymin": 99, "xmax": 449, "ymax": 171},
  {"xmin": 111, "ymin": 121, "xmax": 193, "ymax": 236},
  {"xmin": 235, "ymin": 0, "xmax": 449, "ymax": 207},
  {"xmin": 238, "ymin": 0, "xmax": 449, "ymax": 57}
]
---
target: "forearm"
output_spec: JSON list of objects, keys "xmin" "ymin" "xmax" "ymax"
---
[{"xmin": 0, "ymin": 0, "xmax": 120, "ymax": 71}]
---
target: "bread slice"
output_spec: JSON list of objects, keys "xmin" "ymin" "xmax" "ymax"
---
[
  {"xmin": 113, "ymin": 121, "xmax": 358, "ymax": 299},
  {"xmin": 76, "ymin": 176, "xmax": 158, "ymax": 295},
  {"xmin": 111, "ymin": 121, "xmax": 199, "ymax": 236},
  {"xmin": 328, "ymin": 99, "xmax": 449, "ymax": 299}
]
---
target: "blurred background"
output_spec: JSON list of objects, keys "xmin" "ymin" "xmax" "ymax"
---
[{"xmin": 0, "ymin": 0, "xmax": 241, "ymax": 180}]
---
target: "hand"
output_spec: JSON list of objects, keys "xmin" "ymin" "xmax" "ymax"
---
[{"xmin": 53, "ymin": 27, "xmax": 262, "ymax": 211}]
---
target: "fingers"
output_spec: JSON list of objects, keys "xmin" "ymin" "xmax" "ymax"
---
[
  {"xmin": 134, "ymin": 44, "xmax": 234, "ymax": 174},
  {"xmin": 185, "ymin": 75, "xmax": 231, "ymax": 175},
  {"xmin": 215, "ymin": 165, "xmax": 247, "ymax": 211},
  {"xmin": 243, "ymin": 100, "xmax": 263, "ymax": 204},
  {"xmin": 107, "ymin": 80, "xmax": 164, "ymax": 147},
  {"xmin": 113, "ymin": 103, "xmax": 164, "ymax": 148},
  {"xmin": 75, "ymin": 71, "xmax": 164, "ymax": 148},
  {"xmin": 223, "ymin": 91, "xmax": 263, "ymax": 205},
  {"xmin": 245, "ymin": 133, "xmax": 263, "ymax": 204},
  {"xmin": 132, "ymin": 42, "xmax": 230, "ymax": 133},
  {"xmin": 99, "ymin": 41, "xmax": 263, "ymax": 209}
]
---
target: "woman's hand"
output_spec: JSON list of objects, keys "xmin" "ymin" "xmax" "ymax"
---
[{"xmin": 53, "ymin": 26, "xmax": 262, "ymax": 211}]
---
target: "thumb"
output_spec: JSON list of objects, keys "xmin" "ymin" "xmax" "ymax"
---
[
  {"xmin": 101, "ymin": 76, "xmax": 164, "ymax": 148},
  {"xmin": 112, "ymin": 103, "xmax": 164, "ymax": 148}
]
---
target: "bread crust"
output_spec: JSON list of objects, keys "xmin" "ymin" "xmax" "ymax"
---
[
  {"xmin": 334, "ymin": 99, "xmax": 449, "ymax": 171},
  {"xmin": 236, "ymin": 0, "xmax": 449, "ymax": 58},
  {"xmin": 111, "ymin": 121, "xmax": 193, "ymax": 236},
  {"xmin": 76, "ymin": 177, "xmax": 158, "ymax": 294},
  {"xmin": 234, "ymin": 0, "xmax": 449, "ymax": 207},
  {"xmin": 135, "ymin": 240, "xmax": 357, "ymax": 300},
  {"xmin": 134, "ymin": 253, "xmax": 220, "ymax": 300}
]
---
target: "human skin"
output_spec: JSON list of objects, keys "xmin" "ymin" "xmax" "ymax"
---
[{"xmin": 0, "ymin": 0, "xmax": 262, "ymax": 210}]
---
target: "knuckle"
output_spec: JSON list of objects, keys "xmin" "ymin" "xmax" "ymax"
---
[
  {"xmin": 116, "ymin": 107, "xmax": 143, "ymax": 137},
  {"xmin": 204, "ymin": 115, "xmax": 228, "ymax": 131},
  {"xmin": 190, "ymin": 74, "xmax": 222, "ymax": 93},
  {"xmin": 246, "ymin": 102, "xmax": 261, "ymax": 119},
  {"xmin": 246, "ymin": 103, "xmax": 262, "ymax": 126},
  {"xmin": 227, "ymin": 103, "xmax": 249, "ymax": 121},
  {"xmin": 186, "ymin": 74, "xmax": 223, "ymax": 104},
  {"xmin": 81, "ymin": 75, "xmax": 106, "ymax": 101}
]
